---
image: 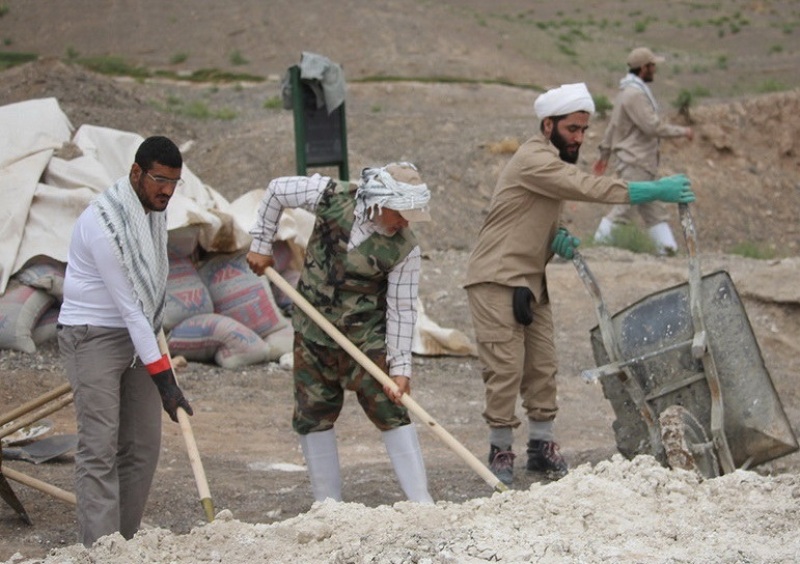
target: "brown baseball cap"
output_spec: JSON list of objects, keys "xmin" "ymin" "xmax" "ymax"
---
[{"xmin": 627, "ymin": 47, "xmax": 665, "ymax": 68}]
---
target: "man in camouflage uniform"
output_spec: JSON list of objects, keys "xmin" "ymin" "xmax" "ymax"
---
[{"xmin": 247, "ymin": 163, "xmax": 434, "ymax": 504}]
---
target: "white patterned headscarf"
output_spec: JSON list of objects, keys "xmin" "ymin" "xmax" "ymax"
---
[
  {"xmin": 92, "ymin": 175, "xmax": 169, "ymax": 330},
  {"xmin": 355, "ymin": 162, "xmax": 432, "ymax": 222}
]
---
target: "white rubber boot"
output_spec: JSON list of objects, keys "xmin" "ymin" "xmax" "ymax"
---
[
  {"xmin": 298, "ymin": 429, "xmax": 342, "ymax": 502},
  {"xmin": 382, "ymin": 425, "xmax": 434, "ymax": 504},
  {"xmin": 648, "ymin": 221, "xmax": 678, "ymax": 255},
  {"xmin": 593, "ymin": 217, "xmax": 615, "ymax": 244}
]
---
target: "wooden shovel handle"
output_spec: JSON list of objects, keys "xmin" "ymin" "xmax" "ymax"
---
[
  {"xmin": 3, "ymin": 466, "xmax": 76, "ymax": 506},
  {"xmin": 157, "ymin": 330, "xmax": 215, "ymax": 522}
]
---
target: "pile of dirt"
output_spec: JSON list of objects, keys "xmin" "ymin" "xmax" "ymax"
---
[{"xmin": 13, "ymin": 456, "xmax": 800, "ymax": 564}]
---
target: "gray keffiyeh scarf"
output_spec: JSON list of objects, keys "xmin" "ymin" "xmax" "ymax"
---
[
  {"xmin": 619, "ymin": 74, "xmax": 659, "ymax": 112},
  {"xmin": 92, "ymin": 175, "xmax": 169, "ymax": 330},
  {"xmin": 354, "ymin": 163, "xmax": 431, "ymax": 221}
]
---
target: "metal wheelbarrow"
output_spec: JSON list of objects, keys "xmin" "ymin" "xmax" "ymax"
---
[{"xmin": 573, "ymin": 203, "xmax": 798, "ymax": 478}]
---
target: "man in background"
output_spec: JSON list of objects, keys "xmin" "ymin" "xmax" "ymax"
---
[{"xmin": 592, "ymin": 47, "xmax": 694, "ymax": 255}]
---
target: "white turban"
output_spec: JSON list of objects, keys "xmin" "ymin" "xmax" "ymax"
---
[
  {"xmin": 533, "ymin": 82, "xmax": 595, "ymax": 119},
  {"xmin": 356, "ymin": 162, "xmax": 432, "ymax": 222}
]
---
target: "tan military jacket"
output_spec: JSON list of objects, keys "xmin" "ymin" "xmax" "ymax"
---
[
  {"xmin": 465, "ymin": 133, "xmax": 629, "ymax": 302},
  {"xmin": 599, "ymin": 82, "xmax": 690, "ymax": 176}
]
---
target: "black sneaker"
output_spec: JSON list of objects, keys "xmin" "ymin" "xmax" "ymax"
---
[
  {"xmin": 488, "ymin": 444, "xmax": 515, "ymax": 486},
  {"xmin": 526, "ymin": 440, "xmax": 568, "ymax": 479}
]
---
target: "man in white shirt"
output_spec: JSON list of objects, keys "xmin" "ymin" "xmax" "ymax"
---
[
  {"xmin": 247, "ymin": 162, "xmax": 434, "ymax": 504},
  {"xmin": 58, "ymin": 135, "xmax": 193, "ymax": 547}
]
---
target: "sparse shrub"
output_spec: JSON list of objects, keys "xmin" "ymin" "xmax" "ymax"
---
[
  {"xmin": 65, "ymin": 46, "xmax": 79, "ymax": 60},
  {"xmin": 0, "ymin": 51, "xmax": 37, "ymax": 70},
  {"xmin": 170, "ymin": 52, "xmax": 188, "ymax": 65},
  {"xmin": 593, "ymin": 94, "xmax": 613, "ymax": 119},
  {"xmin": 769, "ymin": 44, "xmax": 783, "ymax": 54},
  {"xmin": 672, "ymin": 89, "xmax": 694, "ymax": 122},
  {"xmin": 263, "ymin": 96, "xmax": 282, "ymax": 110},
  {"xmin": 757, "ymin": 79, "xmax": 785, "ymax": 93},
  {"xmin": 76, "ymin": 55, "xmax": 150, "ymax": 79},
  {"xmin": 602, "ymin": 224, "xmax": 657, "ymax": 255},
  {"xmin": 557, "ymin": 43, "xmax": 577, "ymax": 57},
  {"xmin": 229, "ymin": 50, "xmax": 248, "ymax": 66},
  {"xmin": 0, "ymin": 4, "xmax": 9, "ymax": 18},
  {"xmin": 729, "ymin": 242, "xmax": 775, "ymax": 260}
]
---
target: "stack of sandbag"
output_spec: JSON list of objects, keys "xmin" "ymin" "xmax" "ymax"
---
[
  {"xmin": 164, "ymin": 228, "xmax": 297, "ymax": 369},
  {"xmin": 0, "ymin": 258, "xmax": 65, "ymax": 354}
]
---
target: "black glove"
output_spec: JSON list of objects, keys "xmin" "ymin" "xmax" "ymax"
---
[{"xmin": 151, "ymin": 368, "xmax": 193, "ymax": 423}]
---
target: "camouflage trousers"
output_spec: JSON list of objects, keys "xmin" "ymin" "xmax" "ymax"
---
[{"xmin": 292, "ymin": 334, "xmax": 411, "ymax": 435}]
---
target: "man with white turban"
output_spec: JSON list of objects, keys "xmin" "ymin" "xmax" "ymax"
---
[
  {"xmin": 465, "ymin": 82, "xmax": 695, "ymax": 486},
  {"xmin": 247, "ymin": 163, "xmax": 433, "ymax": 505},
  {"xmin": 592, "ymin": 47, "xmax": 694, "ymax": 255}
]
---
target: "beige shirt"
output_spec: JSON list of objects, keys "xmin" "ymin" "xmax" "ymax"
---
[
  {"xmin": 599, "ymin": 81, "xmax": 690, "ymax": 176},
  {"xmin": 465, "ymin": 133, "xmax": 629, "ymax": 302}
]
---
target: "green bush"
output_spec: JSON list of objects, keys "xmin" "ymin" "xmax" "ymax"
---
[
  {"xmin": 672, "ymin": 89, "xmax": 693, "ymax": 122},
  {"xmin": 0, "ymin": 51, "xmax": 37, "ymax": 70},
  {"xmin": 229, "ymin": 50, "xmax": 248, "ymax": 66},
  {"xmin": 604, "ymin": 224, "xmax": 657, "ymax": 255},
  {"xmin": 593, "ymin": 94, "xmax": 613, "ymax": 119},
  {"xmin": 76, "ymin": 55, "xmax": 150, "ymax": 79},
  {"xmin": 170, "ymin": 52, "xmax": 188, "ymax": 65},
  {"xmin": 263, "ymin": 96, "xmax": 282, "ymax": 110}
]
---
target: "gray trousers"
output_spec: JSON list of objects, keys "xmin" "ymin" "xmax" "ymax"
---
[{"xmin": 58, "ymin": 325, "xmax": 162, "ymax": 547}]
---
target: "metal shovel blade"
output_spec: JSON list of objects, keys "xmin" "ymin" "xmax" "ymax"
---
[{"xmin": 2, "ymin": 435, "xmax": 78, "ymax": 465}]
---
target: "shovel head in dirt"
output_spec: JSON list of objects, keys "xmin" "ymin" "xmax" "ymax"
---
[
  {"xmin": 590, "ymin": 270, "xmax": 798, "ymax": 470},
  {"xmin": 2, "ymin": 435, "xmax": 78, "ymax": 465}
]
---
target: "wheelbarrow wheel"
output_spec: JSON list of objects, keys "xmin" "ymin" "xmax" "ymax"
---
[{"xmin": 659, "ymin": 405, "xmax": 720, "ymax": 479}]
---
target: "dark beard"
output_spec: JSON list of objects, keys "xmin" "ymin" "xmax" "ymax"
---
[{"xmin": 550, "ymin": 127, "xmax": 580, "ymax": 164}]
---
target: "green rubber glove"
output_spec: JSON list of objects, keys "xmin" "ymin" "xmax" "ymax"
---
[
  {"xmin": 628, "ymin": 174, "xmax": 695, "ymax": 204},
  {"xmin": 551, "ymin": 227, "xmax": 580, "ymax": 260}
]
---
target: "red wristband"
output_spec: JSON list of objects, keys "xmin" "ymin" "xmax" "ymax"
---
[{"xmin": 146, "ymin": 354, "xmax": 171, "ymax": 375}]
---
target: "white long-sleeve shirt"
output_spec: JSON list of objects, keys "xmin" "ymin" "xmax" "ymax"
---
[
  {"xmin": 59, "ymin": 205, "xmax": 162, "ymax": 365},
  {"xmin": 249, "ymin": 174, "xmax": 420, "ymax": 377}
]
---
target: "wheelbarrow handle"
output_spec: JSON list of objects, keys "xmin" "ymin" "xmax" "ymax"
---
[
  {"xmin": 678, "ymin": 203, "xmax": 707, "ymax": 358},
  {"xmin": 678, "ymin": 202, "xmax": 736, "ymax": 474}
]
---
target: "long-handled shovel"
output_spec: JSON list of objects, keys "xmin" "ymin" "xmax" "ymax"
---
[
  {"xmin": 156, "ymin": 330, "xmax": 215, "ymax": 522},
  {"xmin": 264, "ymin": 267, "xmax": 508, "ymax": 494}
]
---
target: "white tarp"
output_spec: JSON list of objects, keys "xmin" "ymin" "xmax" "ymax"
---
[{"xmin": 0, "ymin": 98, "xmax": 253, "ymax": 294}]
